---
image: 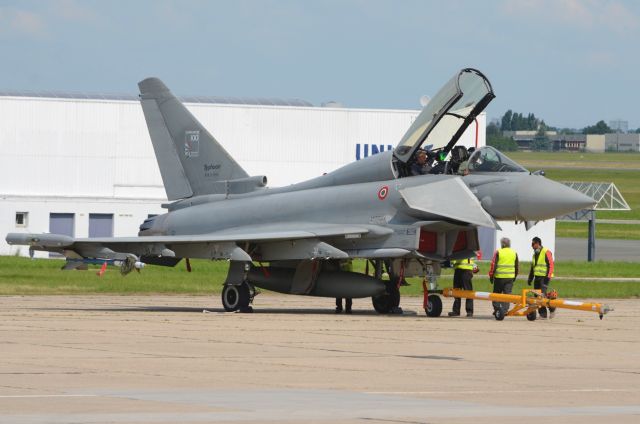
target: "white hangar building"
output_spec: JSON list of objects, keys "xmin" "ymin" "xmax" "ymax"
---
[{"xmin": 0, "ymin": 90, "xmax": 552, "ymax": 259}]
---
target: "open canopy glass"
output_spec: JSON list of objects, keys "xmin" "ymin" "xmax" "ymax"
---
[{"xmin": 394, "ymin": 68, "xmax": 495, "ymax": 164}]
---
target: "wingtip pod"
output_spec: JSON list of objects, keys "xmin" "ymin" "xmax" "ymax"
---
[
  {"xmin": 138, "ymin": 77, "xmax": 170, "ymax": 97},
  {"xmin": 6, "ymin": 233, "xmax": 74, "ymax": 247}
]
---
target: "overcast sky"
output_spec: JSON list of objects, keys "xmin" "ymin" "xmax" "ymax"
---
[{"xmin": 1, "ymin": 0, "xmax": 639, "ymax": 129}]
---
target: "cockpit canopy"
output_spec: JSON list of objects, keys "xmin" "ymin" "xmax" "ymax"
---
[
  {"xmin": 467, "ymin": 146, "xmax": 528, "ymax": 173},
  {"xmin": 394, "ymin": 68, "xmax": 495, "ymax": 166}
]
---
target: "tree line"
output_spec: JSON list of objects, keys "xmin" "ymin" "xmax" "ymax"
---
[
  {"xmin": 488, "ymin": 110, "xmax": 639, "ymax": 151},
  {"xmin": 498, "ymin": 109, "xmax": 620, "ymax": 134}
]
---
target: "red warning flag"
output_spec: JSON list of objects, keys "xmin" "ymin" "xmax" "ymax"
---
[{"xmin": 97, "ymin": 261, "xmax": 107, "ymax": 277}]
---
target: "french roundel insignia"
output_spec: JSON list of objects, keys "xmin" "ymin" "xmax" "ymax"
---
[{"xmin": 377, "ymin": 185, "xmax": 389, "ymax": 200}]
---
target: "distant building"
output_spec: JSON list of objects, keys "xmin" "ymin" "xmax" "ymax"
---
[
  {"xmin": 605, "ymin": 133, "xmax": 640, "ymax": 152},
  {"xmin": 504, "ymin": 130, "xmax": 587, "ymax": 151},
  {"xmin": 551, "ymin": 134, "xmax": 586, "ymax": 151},
  {"xmin": 609, "ymin": 119, "xmax": 629, "ymax": 133},
  {"xmin": 586, "ymin": 134, "xmax": 606, "ymax": 153}
]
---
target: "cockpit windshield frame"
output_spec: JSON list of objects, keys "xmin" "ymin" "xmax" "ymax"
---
[
  {"xmin": 466, "ymin": 146, "xmax": 528, "ymax": 173},
  {"xmin": 394, "ymin": 68, "xmax": 495, "ymax": 166}
]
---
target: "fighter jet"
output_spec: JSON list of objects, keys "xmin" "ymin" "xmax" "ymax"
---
[{"xmin": 6, "ymin": 68, "xmax": 595, "ymax": 314}]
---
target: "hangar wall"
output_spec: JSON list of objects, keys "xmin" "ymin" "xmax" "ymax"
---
[{"xmin": 0, "ymin": 93, "xmax": 550, "ymax": 260}]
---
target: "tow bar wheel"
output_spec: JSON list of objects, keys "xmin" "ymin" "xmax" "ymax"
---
[{"xmin": 426, "ymin": 294, "xmax": 443, "ymax": 317}]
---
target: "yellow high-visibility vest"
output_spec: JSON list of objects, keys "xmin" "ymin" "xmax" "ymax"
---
[
  {"xmin": 532, "ymin": 247, "xmax": 554, "ymax": 277},
  {"xmin": 452, "ymin": 258, "xmax": 475, "ymax": 271},
  {"xmin": 495, "ymin": 247, "xmax": 517, "ymax": 278}
]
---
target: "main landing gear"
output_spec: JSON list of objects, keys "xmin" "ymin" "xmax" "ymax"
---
[
  {"xmin": 371, "ymin": 260, "xmax": 403, "ymax": 314},
  {"xmin": 372, "ymin": 281, "xmax": 401, "ymax": 314},
  {"xmin": 221, "ymin": 281, "xmax": 255, "ymax": 313}
]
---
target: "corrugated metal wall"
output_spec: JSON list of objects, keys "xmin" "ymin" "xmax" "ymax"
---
[{"xmin": 0, "ymin": 96, "xmax": 485, "ymax": 195}]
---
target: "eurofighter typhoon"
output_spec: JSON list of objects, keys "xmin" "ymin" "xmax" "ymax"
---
[{"xmin": 6, "ymin": 69, "xmax": 595, "ymax": 314}]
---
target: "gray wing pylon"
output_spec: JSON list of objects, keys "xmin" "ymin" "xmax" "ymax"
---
[{"xmin": 399, "ymin": 178, "xmax": 497, "ymax": 229}]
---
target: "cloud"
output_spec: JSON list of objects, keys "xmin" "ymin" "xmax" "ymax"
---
[
  {"xmin": 600, "ymin": 1, "xmax": 639, "ymax": 33},
  {"xmin": 0, "ymin": 7, "xmax": 47, "ymax": 38},
  {"xmin": 500, "ymin": 0, "xmax": 639, "ymax": 34},
  {"xmin": 52, "ymin": 0, "xmax": 97, "ymax": 22},
  {"xmin": 0, "ymin": 1, "xmax": 97, "ymax": 41}
]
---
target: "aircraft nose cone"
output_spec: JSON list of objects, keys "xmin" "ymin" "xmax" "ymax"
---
[{"xmin": 518, "ymin": 176, "xmax": 596, "ymax": 220}]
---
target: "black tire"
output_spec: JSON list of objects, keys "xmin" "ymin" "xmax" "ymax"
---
[
  {"xmin": 494, "ymin": 308, "xmax": 505, "ymax": 321},
  {"xmin": 425, "ymin": 294, "xmax": 442, "ymax": 317},
  {"xmin": 372, "ymin": 294, "xmax": 394, "ymax": 313},
  {"xmin": 222, "ymin": 283, "xmax": 250, "ymax": 312},
  {"xmin": 372, "ymin": 283, "xmax": 401, "ymax": 314},
  {"xmin": 526, "ymin": 311, "xmax": 537, "ymax": 321}
]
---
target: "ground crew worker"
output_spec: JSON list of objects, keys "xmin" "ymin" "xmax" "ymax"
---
[
  {"xmin": 528, "ymin": 236, "xmax": 556, "ymax": 319},
  {"xmin": 336, "ymin": 259, "xmax": 353, "ymax": 314},
  {"xmin": 335, "ymin": 297, "xmax": 352, "ymax": 314},
  {"xmin": 448, "ymin": 257, "xmax": 476, "ymax": 317},
  {"xmin": 488, "ymin": 237, "xmax": 519, "ymax": 317}
]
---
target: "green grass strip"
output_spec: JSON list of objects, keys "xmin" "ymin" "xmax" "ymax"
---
[{"xmin": 1, "ymin": 257, "xmax": 638, "ymax": 298}]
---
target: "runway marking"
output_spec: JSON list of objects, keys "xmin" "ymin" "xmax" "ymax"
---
[
  {"xmin": 366, "ymin": 388, "xmax": 633, "ymax": 395},
  {"xmin": 0, "ymin": 394, "xmax": 97, "ymax": 398}
]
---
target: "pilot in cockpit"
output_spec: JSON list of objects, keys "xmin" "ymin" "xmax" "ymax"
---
[
  {"xmin": 410, "ymin": 149, "xmax": 432, "ymax": 176},
  {"xmin": 457, "ymin": 147, "xmax": 475, "ymax": 176}
]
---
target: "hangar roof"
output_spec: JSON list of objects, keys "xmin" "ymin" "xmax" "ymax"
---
[{"xmin": 0, "ymin": 89, "xmax": 314, "ymax": 107}]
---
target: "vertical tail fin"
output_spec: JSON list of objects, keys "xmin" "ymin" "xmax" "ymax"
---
[{"xmin": 138, "ymin": 77, "xmax": 248, "ymax": 200}]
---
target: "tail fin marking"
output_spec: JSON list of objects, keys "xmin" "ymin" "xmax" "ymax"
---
[{"xmin": 138, "ymin": 77, "xmax": 248, "ymax": 200}]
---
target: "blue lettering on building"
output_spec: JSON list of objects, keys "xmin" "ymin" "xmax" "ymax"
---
[{"xmin": 355, "ymin": 144, "xmax": 394, "ymax": 160}]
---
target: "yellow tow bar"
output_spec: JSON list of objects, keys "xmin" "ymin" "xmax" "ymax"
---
[{"xmin": 441, "ymin": 288, "xmax": 613, "ymax": 321}]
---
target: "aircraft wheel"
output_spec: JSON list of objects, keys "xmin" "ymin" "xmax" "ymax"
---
[
  {"xmin": 425, "ymin": 294, "xmax": 442, "ymax": 317},
  {"xmin": 372, "ymin": 284, "xmax": 400, "ymax": 314},
  {"xmin": 372, "ymin": 294, "xmax": 394, "ymax": 313},
  {"xmin": 494, "ymin": 308, "xmax": 505, "ymax": 321},
  {"xmin": 222, "ymin": 283, "xmax": 250, "ymax": 312},
  {"xmin": 526, "ymin": 311, "xmax": 537, "ymax": 321}
]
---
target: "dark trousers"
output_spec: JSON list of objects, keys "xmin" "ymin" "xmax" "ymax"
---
[
  {"xmin": 533, "ymin": 276, "xmax": 556, "ymax": 317},
  {"xmin": 492, "ymin": 278, "xmax": 514, "ymax": 312},
  {"xmin": 336, "ymin": 298, "xmax": 352, "ymax": 311},
  {"xmin": 452, "ymin": 269, "xmax": 473, "ymax": 314}
]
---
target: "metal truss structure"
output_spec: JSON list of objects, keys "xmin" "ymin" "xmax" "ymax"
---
[
  {"xmin": 561, "ymin": 182, "xmax": 630, "ymax": 211},
  {"xmin": 557, "ymin": 182, "xmax": 630, "ymax": 261}
]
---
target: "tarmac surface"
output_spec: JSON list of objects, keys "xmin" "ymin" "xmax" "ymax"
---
[
  {"xmin": 556, "ymin": 237, "xmax": 640, "ymax": 261},
  {"xmin": 1, "ymin": 294, "xmax": 639, "ymax": 424}
]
